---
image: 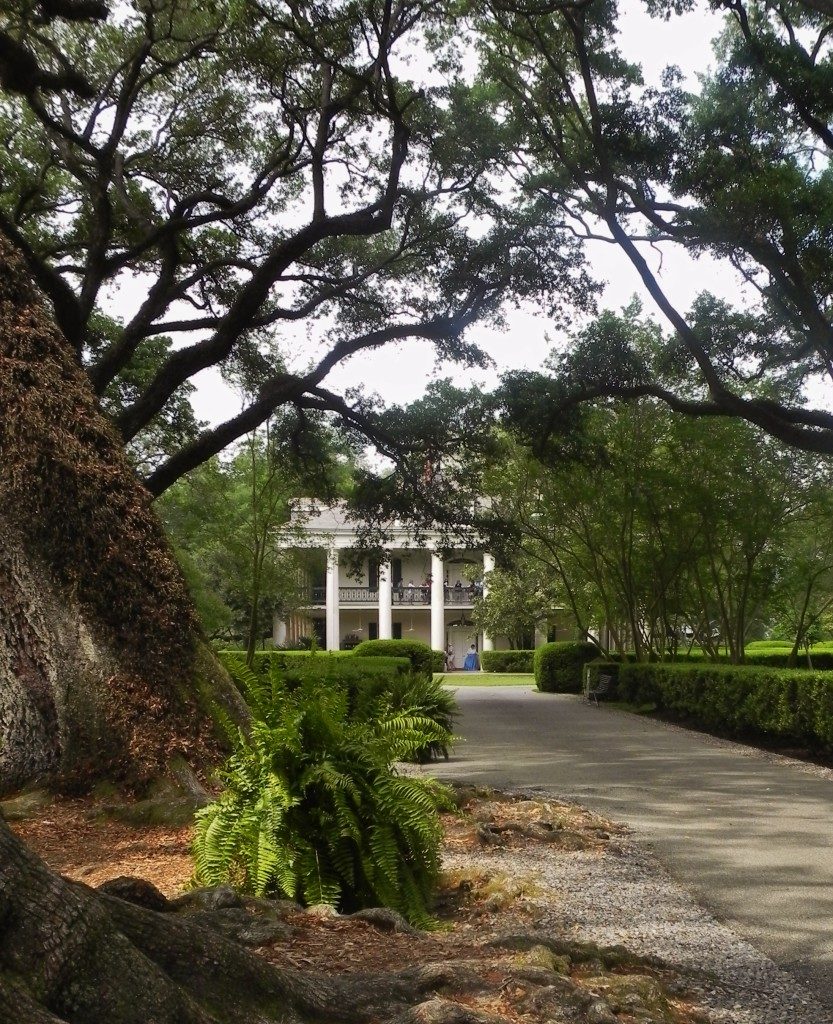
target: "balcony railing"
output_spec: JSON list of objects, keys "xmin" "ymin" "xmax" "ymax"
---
[
  {"xmin": 306, "ymin": 586, "xmax": 380, "ymax": 605},
  {"xmin": 393, "ymin": 586, "xmax": 429, "ymax": 605},
  {"xmin": 340, "ymin": 586, "xmax": 379, "ymax": 603},
  {"xmin": 305, "ymin": 584, "xmax": 481, "ymax": 606}
]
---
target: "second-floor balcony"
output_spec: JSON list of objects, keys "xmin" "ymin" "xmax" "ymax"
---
[{"xmin": 306, "ymin": 584, "xmax": 481, "ymax": 606}]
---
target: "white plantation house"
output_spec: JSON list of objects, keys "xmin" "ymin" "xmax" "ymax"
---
[{"xmin": 276, "ymin": 500, "xmax": 542, "ymax": 666}]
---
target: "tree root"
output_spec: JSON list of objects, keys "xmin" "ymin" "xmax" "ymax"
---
[{"xmin": 0, "ymin": 818, "xmax": 493, "ymax": 1024}]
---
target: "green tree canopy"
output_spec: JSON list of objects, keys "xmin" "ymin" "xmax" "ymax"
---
[
  {"xmin": 0, "ymin": 0, "xmax": 593, "ymax": 495},
  {"xmin": 473, "ymin": 0, "xmax": 833, "ymax": 454},
  {"xmin": 479, "ymin": 398, "xmax": 830, "ymax": 662}
]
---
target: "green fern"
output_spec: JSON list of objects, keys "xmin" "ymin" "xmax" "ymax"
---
[{"xmin": 193, "ymin": 666, "xmax": 451, "ymax": 924}]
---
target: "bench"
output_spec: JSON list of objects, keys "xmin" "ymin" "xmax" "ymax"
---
[{"xmin": 586, "ymin": 673, "xmax": 612, "ymax": 706}]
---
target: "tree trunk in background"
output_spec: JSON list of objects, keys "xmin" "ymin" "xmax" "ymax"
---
[{"xmin": 0, "ymin": 235, "xmax": 248, "ymax": 794}]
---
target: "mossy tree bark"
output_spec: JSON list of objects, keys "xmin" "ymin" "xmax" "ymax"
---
[
  {"xmin": 0, "ymin": 234, "xmax": 248, "ymax": 795},
  {"xmin": 0, "ymin": 238, "xmax": 477, "ymax": 1024}
]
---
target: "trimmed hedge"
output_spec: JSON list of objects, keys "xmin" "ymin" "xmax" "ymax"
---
[
  {"xmin": 218, "ymin": 650, "xmax": 412, "ymax": 679},
  {"xmin": 534, "ymin": 641, "xmax": 599, "ymax": 693},
  {"xmin": 351, "ymin": 639, "xmax": 443, "ymax": 677},
  {"xmin": 480, "ymin": 649, "xmax": 534, "ymax": 673},
  {"xmin": 744, "ymin": 650, "xmax": 833, "ymax": 670},
  {"xmin": 618, "ymin": 662, "xmax": 833, "ymax": 748}
]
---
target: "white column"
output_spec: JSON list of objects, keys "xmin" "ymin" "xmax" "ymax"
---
[
  {"xmin": 326, "ymin": 547, "xmax": 340, "ymax": 650},
  {"xmin": 272, "ymin": 614, "xmax": 287, "ymax": 647},
  {"xmin": 482, "ymin": 552, "xmax": 495, "ymax": 652},
  {"xmin": 430, "ymin": 552, "xmax": 445, "ymax": 651},
  {"xmin": 378, "ymin": 560, "xmax": 393, "ymax": 639}
]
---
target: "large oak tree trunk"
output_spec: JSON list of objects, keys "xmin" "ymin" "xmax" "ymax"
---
[
  {"xmin": 0, "ymin": 236, "xmax": 247, "ymax": 794},
  {"xmin": 0, "ymin": 242, "xmax": 474, "ymax": 1024}
]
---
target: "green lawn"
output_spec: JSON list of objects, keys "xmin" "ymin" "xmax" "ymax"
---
[{"xmin": 437, "ymin": 672, "xmax": 535, "ymax": 687}]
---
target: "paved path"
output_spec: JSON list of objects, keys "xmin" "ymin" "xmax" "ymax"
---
[{"xmin": 435, "ymin": 685, "xmax": 833, "ymax": 1004}]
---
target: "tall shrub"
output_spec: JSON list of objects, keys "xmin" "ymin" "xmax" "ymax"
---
[
  {"xmin": 534, "ymin": 641, "xmax": 599, "ymax": 693},
  {"xmin": 351, "ymin": 638, "xmax": 442, "ymax": 676}
]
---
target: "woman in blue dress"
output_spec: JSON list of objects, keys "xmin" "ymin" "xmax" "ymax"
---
[{"xmin": 463, "ymin": 644, "xmax": 479, "ymax": 671}]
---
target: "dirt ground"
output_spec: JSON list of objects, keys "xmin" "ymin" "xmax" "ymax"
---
[{"xmin": 7, "ymin": 787, "xmax": 709, "ymax": 1024}]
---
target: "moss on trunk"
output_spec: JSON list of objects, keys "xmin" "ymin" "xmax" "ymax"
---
[{"xmin": 0, "ymin": 236, "xmax": 247, "ymax": 793}]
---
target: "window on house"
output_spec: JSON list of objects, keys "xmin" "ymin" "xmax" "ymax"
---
[
  {"xmin": 369, "ymin": 621, "xmax": 378, "ymax": 640},
  {"xmin": 393, "ymin": 622, "xmax": 402, "ymax": 640}
]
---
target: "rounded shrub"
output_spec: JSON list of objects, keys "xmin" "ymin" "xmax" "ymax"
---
[
  {"xmin": 351, "ymin": 638, "xmax": 442, "ymax": 677},
  {"xmin": 534, "ymin": 641, "xmax": 599, "ymax": 693},
  {"xmin": 480, "ymin": 649, "xmax": 534, "ymax": 673}
]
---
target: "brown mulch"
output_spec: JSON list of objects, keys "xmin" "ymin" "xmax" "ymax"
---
[{"xmin": 9, "ymin": 798, "xmax": 194, "ymax": 896}]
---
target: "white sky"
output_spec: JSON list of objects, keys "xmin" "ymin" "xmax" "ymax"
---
[{"xmin": 127, "ymin": 2, "xmax": 758, "ymax": 429}]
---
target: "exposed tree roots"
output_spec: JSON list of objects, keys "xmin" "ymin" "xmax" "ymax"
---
[{"xmin": 0, "ymin": 817, "xmax": 494, "ymax": 1024}]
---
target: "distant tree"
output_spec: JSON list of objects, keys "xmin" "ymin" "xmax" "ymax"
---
[
  {"xmin": 159, "ymin": 412, "xmax": 350, "ymax": 660},
  {"xmin": 482, "ymin": 390, "xmax": 819, "ymax": 662},
  {"xmin": 767, "ymin": 487, "xmax": 833, "ymax": 663},
  {"xmin": 472, "ymin": 565, "xmax": 552, "ymax": 649}
]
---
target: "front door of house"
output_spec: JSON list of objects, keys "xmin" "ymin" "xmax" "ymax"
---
[{"xmin": 448, "ymin": 627, "xmax": 474, "ymax": 669}]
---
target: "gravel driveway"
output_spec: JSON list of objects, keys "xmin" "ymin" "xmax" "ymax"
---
[{"xmin": 432, "ymin": 684, "xmax": 833, "ymax": 1015}]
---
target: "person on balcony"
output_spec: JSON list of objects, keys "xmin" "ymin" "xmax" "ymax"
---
[{"xmin": 406, "ymin": 579, "xmax": 416, "ymax": 603}]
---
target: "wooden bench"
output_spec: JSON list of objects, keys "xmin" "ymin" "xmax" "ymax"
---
[{"xmin": 586, "ymin": 673, "xmax": 612, "ymax": 706}]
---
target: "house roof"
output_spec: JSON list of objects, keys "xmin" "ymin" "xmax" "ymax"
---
[{"xmin": 287, "ymin": 499, "xmax": 482, "ymax": 551}]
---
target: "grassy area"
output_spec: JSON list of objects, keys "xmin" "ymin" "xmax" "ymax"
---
[{"xmin": 438, "ymin": 672, "xmax": 535, "ymax": 687}]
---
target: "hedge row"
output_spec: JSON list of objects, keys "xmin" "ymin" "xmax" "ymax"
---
[
  {"xmin": 219, "ymin": 649, "xmax": 413, "ymax": 679},
  {"xmin": 480, "ymin": 649, "xmax": 535, "ymax": 673},
  {"xmin": 618, "ymin": 662, "xmax": 833, "ymax": 748},
  {"xmin": 747, "ymin": 641, "xmax": 833, "ymax": 652},
  {"xmin": 534, "ymin": 642, "xmax": 599, "ymax": 693},
  {"xmin": 744, "ymin": 650, "xmax": 833, "ymax": 670},
  {"xmin": 220, "ymin": 639, "xmax": 443, "ymax": 678}
]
